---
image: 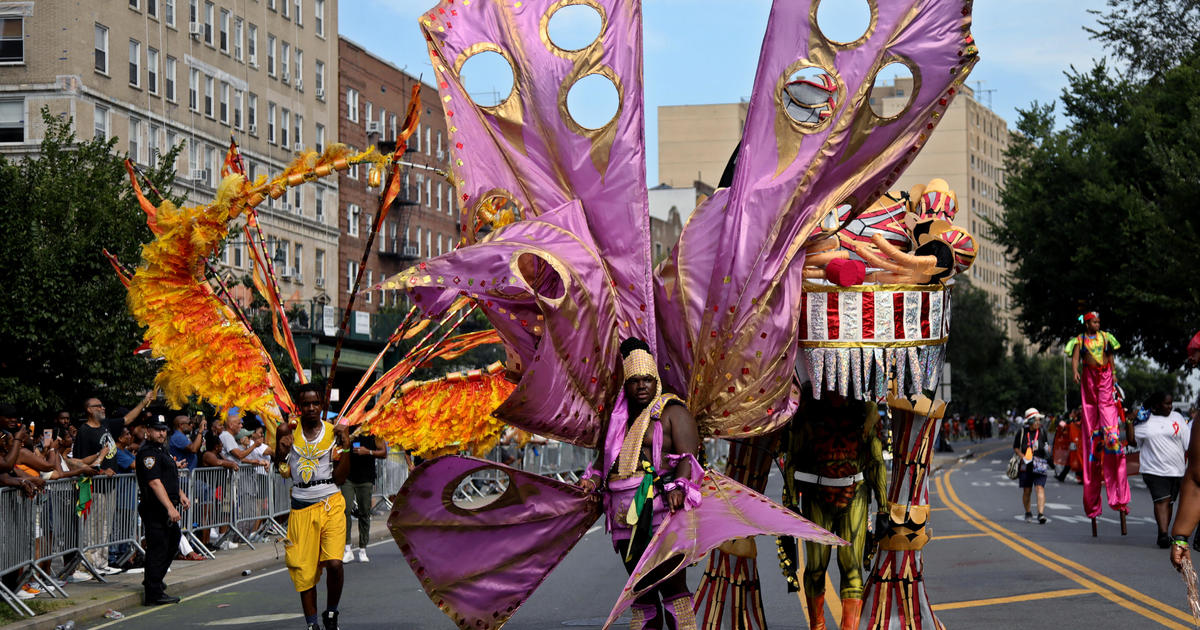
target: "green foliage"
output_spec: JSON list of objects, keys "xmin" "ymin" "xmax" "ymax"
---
[
  {"xmin": 0, "ymin": 109, "xmax": 184, "ymax": 417},
  {"xmin": 1116, "ymin": 355, "xmax": 1192, "ymax": 408},
  {"xmin": 947, "ymin": 279, "xmax": 1066, "ymax": 416},
  {"xmin": 1085, "ymin": 0, "xmax": 1200, "ymax": 79},
  {"xmin": 995, "ymin": 53, "xmax": 1200, "ymax": 369}
]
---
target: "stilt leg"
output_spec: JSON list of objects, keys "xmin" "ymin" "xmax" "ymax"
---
[
  {"xmin": 1120, "ymin": 511, "xmax": 1127, "ymax": 536},
  {"xmin": 1091, "ymin": 518, "xmax": 1097, "ymax": 537}
]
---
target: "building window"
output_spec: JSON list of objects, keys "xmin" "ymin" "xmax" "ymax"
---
[
  {"xmin": 348, "ymin": 203, "xmax": 360, "ymax": 237},
  {"xmin": 93, "ymin": 105, "xmax": 107, "ymax": 140},
  {"xmin": 0, "ymin": 17, "xmax": 24, "ymax": 64},
  {"xmin": 219, "ymin": 9, "xmax": 230, "ymax": 53},
  {"xmin": 390, "ymin": 114, "xmax": 397, "ymax": 140},
  {"xmin": 315, "ymin": 189, "xmax": 325, "ymax": 221},
  {"xmin": 365, "ymin": 271, "xmax": 372, "ymax": 303},
  {"xmin": 129, "ymin": 117, "xmax": 141, "ymax": 163},
  {"xmin": 233, "ymin": 18, "xmax": 243, "ymax": 61},
  {"xmin": 147, "ymin": 48, "xmax": 159, "ymax": 94},
  {"xmin": 294, "ymin": 114, "xmax": 302, "ymax": 148},
  {"xmin": 293, "ymin": 244, "xmax": 303, "ymax": 279},
  {"xmin": 346, "ymin": 261, "xmax": 358, "ymax": 293},
  {"xmin": 266, "ymin": 34, "xmax": 276, "ymax": 76},
  {"xmin": 295, "ymin": 0, "xmax": 303, "ymax": 26},
  {"xmin": 248, "ymin": 93, "xmax": 258, "ymax": 134},
  {"xmin": 248, "ymin": 24, "xmax": 257, "ymax": 65},
  {"xmin": 346, "ymin": 88, "xmax": 358, "ymax": 122},
  {"xmin": 315, "ymin": 249, "xmax": 325, "ymax": 283},
  {"xmin": 314, "ymin": 0, "xmax": 325, "ymax": 36},
  {"xmin": 280, "ymin": 108, "xmax": 289, "ymax": 147},
  {"xmin": 347, "ymin": 146, "xmax": 358, "ymax": 179},
  {"xmin": 165, "ymin": 0, "xmax": 175, "ymax": 27},
  {"xmin": 425, "ymin": 127, "xmax": 431, "ymax": 155},
  {"xmin": 128, "ymin": 40, "xmax": 141, "ymax": 87},
  {"xmin": 234, "ymin": 89, "xmax": 243, "ymax": 129},
  {"xmin": 281, "ymin": 0, "xmax": 289, "ymax": 19},
  {"xmin": 415, "ymin": 227, "xmax": 422, "ymax": 256},
  {"xmin": 315, "ymin": 123, "xmax": 324, "ymax": 154},
  {"xmin": 294, "ymin": 49, "xmax": 303, "ymax": 89},
  {"xmin": 189, "ymin": 0, "xmax": 196, "ymax": 23},
  {"xmin": 364, "ymin": 101, "xmax": 372, "ymax": 128},
  {"xmin": 94, "ymin": 24, "xmax": 109, "ymax": 74},
  {"xmin": 204, "ymin": 74, "xmax": 214, "ymax": 117},
  {"xmin": 219, "ymin": 81, "xmax": 229, "ymax": 124},
  {"xmin": 203, "ymin": 1, "xmax": 214, "ymax": 46},
  {"xmin": 130, "ymin": 0, "xmax": 140, "ymax": 10},
  {"xmin": 188, "ymin": 68, "xmax": 199, "ymax": 110},
  {"xmin": 0, "ymin": 99, "xmax": 23, "ymax": 142},
  {"xmin": 267, "ymin": 101, "xmax": 276, "ymax": 143},
  {"xmin": 315, "ymin": 60, "xmax": 324, "ymax": 97},
  {"xmin": 280, "ymin": 41, "xmax": 290, "ymax": 81},
  {"xmin": 148, "ymin": 0, "xmax": 158, "ymax": 17},
  {"xmin": 148, "ymin": 123, "xmax": 160, "ymax": 161}
]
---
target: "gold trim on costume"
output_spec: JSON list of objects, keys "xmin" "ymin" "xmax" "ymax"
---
[
  {"xmin": 801, "ymin": 282, "xmax": 947, "ymax": 294},
  {"xmin": 622, "ymin": 349, "xmax": 658, "ymax": 382},
  {"xmin": 539, "ymin": 0, "xmax": 608, "ymax": 58}
]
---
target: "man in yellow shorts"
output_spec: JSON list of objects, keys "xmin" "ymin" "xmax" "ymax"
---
[{"xmin": 274, "ymin": 383, "xmax": 352, "ymax": 630}]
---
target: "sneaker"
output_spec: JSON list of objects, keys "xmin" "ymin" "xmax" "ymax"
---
[
  {"xmin": 1038, "ymin": 514, "xmax": 1047, "ymax": 524},
  {"xmin": 355, "ymin": 548, "xmax": 369, "ymax": 563},
  {"xmin": 68, "ymin": 571, "xmax": 92, "ymax": 583},
  {"xmin": 321, "ymin": 610, "xmax": 339, "ymax": 630},
  {"xmin": 1024, "ymin": 512, "xmax": 1033, "ymax": 523},
  {"xmin": 1158, "ymin": 532, "xmax": 1171, "ymax": 548},
  {"xmin": 16, "ymin": 583, "xmax": 41, "ymax": 599},
  {"xmin": 342, "ymin": 545, "xmax": 354, "ymax": 563},
  {"xmin": 306, "ymin": 624, "xmax": 321, "ymax": 630}
]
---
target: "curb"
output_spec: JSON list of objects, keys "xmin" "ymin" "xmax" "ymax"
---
[{"xmin": 9, "ymin": 520, "xmax": 394, "ymax": 630}]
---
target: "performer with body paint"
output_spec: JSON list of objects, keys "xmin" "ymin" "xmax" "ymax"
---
[{"xmin": 1066, "ymin": 311, "xmax": 1131, "ymax": 534}]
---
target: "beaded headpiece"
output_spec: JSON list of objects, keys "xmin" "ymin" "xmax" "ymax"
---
[{"xmin": 622, "ymin": 348, "xmax": 658, "ymax": 383}]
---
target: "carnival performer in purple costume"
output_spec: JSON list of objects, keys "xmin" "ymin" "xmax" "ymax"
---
[{"xmin": 580, "ymin": 338, "xmax": 702, "ymax": 630}]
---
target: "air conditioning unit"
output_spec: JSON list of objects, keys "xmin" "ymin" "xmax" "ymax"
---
[
  {"xmin": 314, "ymin": 277, "xmax": 325, "ymax": 289},
  {"xmin": 295, "ymin": 78, "xmax": 303, "ymax": 91},
  {"xmin": 293, "ymin": 141, "xmax": 304, "ymax": 152},
  {"xmin": 281, "ymin": 71, "xmax": 290, "ymax": 83},
  {"xmin": 365, "ymin": 121, "xmax": 382, "ymax": 135},
  {"xmin": 248, "ymin": 122, "xmax": 257, "ymax": 135},
  {"xmin": 190, "ymin": 168, "xmax": 210, "ymax": 182},
  {"xmin": 315, "ymin": 211, "xmax": 325, "ymax": 224},
  {"xmin": 279, "ymin": 266, "xmax": 292, "ymax": 278},
  {"xmin": 402, "ymin": 245, "xmax": 419, "ymax": 257},
  {"xmin": 249, "ymin": 60, "xmax": 258, "ymax": 69},
  {"xmin": 315, "ymin": 87, "xmax": 325, "ymax": 100},
  {"xmin": 189, "ymin": 22, "xmax": 203, "ymax": 37},
  {"xmin": 436, "ymin": 149, "xmax": 444, "ymax": 161}
]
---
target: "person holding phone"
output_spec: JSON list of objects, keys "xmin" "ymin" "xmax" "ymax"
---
[{"xmin": 340, "ymin": 430, "xmax": 387, "ymax": 563}]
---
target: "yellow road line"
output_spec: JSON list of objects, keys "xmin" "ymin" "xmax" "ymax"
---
[
  {"xmin": 825, "ymin": 573, "xmax": 842, "ymax": 621},
  {"xmin": 928, "ymin": 506, "xmax": 951, "ymax": 511},
  {"xmin": 932, "ymin": 587, "xmax": 1093, "ymax": 611},
  {"xmin": 932, "ymin": 532, "xmax": 989, "ymax": 541},
  {"xmin": 938, "ymin": 470, "xmax": 1193, "ymax": 629}
]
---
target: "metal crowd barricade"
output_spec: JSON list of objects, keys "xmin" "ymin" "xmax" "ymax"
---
[
  {"xmin": 185, "ymin": 466, "xmax": 253, "ymax": 550},
  {"xmin": 38, "ymin": 478, "xmax": 85, "ymax": 581},
  {"xmin": 370, "ymin": 457, "xmax": 409, "ymax": 515},
  {"xmin": 78, "ymin": 473, "xmax": 144, "ymax": 583},
  {"xmin": 0, "ymin": 487, "xmax": 37, "ymax": 616},
  {"xmin": 232, "ymin": 465, "xmax": 285, "ymax": 541}
]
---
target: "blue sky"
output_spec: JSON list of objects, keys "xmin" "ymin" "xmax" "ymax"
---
[{"xmin": 340, "ymin": 0, "xmax": 1113, "ymax": 185}]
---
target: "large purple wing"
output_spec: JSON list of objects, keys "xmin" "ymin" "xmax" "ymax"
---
[
  {"xmin": 384, "ymin": 200, "xmax": 620, "ymax": 447},
  {"xmin": 655, "ymin": 0, "xmax": 978, "ymax": 439},
  {"xmin": 420, "ymin": 0, "xmax": 655, "ymax": 345},
  {"xmin": 389, "ymin": 456, "xmax": 601, "ymax": 630}
]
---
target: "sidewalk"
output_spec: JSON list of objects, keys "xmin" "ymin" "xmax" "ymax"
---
[{"xmin": 6, "ymin": 514, "xmax": 395, "ymax": 630}]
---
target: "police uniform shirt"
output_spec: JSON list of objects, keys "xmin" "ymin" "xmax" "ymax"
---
[{"xmin": 136, "ymin": 441, "xmax": 180, "ymax": 520}]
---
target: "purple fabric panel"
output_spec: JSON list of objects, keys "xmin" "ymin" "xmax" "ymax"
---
[
  {"xmin": 389, "ymin": 456, "xmax": 600, "ymax": 630},
  {"xmin": 390, "ymin": 200, "xmax": 621, "ymax": 447},
  {"xmin": 601, "ymin": 469, "xmax": 844, "ymax": 629},
  {"xmin": 659, "ymin": 0, "xmax": 974, "ymax": 438},
  {"xmin": 421, "ymin": 0, "xmax": 655, "ymax": 350}
]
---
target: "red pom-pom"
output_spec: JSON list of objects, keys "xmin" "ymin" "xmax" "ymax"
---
[{"xmin": 825, "ymin": 258, "xmax": 866, "ymax": 287}]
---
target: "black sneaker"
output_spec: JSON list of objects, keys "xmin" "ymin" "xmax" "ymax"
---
[
  {"xmin": 1025, "ymin": 512, "xmax": 1033, "ymax": 523},
  {"xmin": 322, "ymin": 610, "xmax": 339, "ymax": 630},
  {"xmin": 1158, "ymin": 533, "xmax": 1171, "ymax": 548},
  {"xmin": 306, "ymin": 624, "xmax": 320, "ymax": 630},
  {"xmin": 1038, "ymin": 514, "xmax": 1047, "ymax": 524}
]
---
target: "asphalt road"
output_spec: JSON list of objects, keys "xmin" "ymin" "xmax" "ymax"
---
[{"xmin": 91, "ymin": 437, "xmax": 1198, "ymax": 629}]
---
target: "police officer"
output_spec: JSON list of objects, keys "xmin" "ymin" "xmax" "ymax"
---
[{"xmin": 136, "ymin": 417, "xmax": 190, "ymax": 605}]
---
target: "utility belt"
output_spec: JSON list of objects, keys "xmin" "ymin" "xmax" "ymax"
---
[
  {"xmin": 794, "ymin": 471, "xmax": 864, "ymax": 487},
  {"xmin": 295, "ymin": 478, "xmax": 334, "ymax": 489}
]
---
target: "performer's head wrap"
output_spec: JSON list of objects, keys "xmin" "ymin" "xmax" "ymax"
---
[
  {"xmin": 620, "ymin": 337, "xmax": 658, "ymax": 385},
  {"xmin": 1080, "ymin": 311, "xmax": 1099, "ymax": 325}
]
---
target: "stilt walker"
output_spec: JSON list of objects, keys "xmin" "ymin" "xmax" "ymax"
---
[{"xmin": 1067, "ymin": 311, "xmax": 1131, "ymax": 535}]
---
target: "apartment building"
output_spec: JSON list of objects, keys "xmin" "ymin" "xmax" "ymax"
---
[
  {"xmin": 337, "ymin": 36, "xmax": 454, "ymax": 314},
  {"xmin": 0, "ymin": 0, "xmax": 339, "ymax": 304},
  {"xmin": 657, "ymin": 102, "xmax": 746, "ymax": 190}
]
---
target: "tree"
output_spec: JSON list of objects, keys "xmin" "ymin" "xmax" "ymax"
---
[
  {"xmin": 0, "ymin": 110, "xmax": 183, "ymax": 417},
  {"xmin": 1086, "ymin": 0, "xmax": 1200, "ymax": 79},
  {"xmin": 995, "ymin": 53, "xmax": 1200, "ymax": 369},
  {"xmin": 1115, "ymin": 356, "xmax": 1192, "ymax": 408}
]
